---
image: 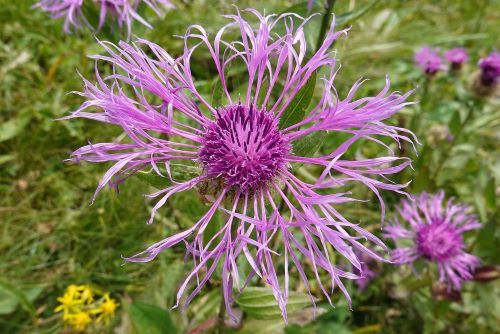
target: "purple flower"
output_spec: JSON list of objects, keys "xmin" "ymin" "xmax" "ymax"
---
[
  {"xmin": 444, "ymin": 47, "xmax": 468, "ymax": 70},
  {"xmin": 35, "ymin": 0, "xmax": 174, "ymax": 33},
  {"xmin": 66, "ymin": 9, "xmax": 415, "ymax": 320},
  {"xmin": 415, "ymin": 47, "xmax": 443, "ymax": 75},
  {"xmin": 478, "ymin": 51, "xmax": 500, "ymax": 86},
  {"xmin": 385, "ymin": 191, "xmax": 481, "ymax": 290}
]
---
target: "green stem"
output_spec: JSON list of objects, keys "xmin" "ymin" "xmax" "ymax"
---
[{"xmin": 316, "ymin": 0, "xmax": 336, "ymax": 52}]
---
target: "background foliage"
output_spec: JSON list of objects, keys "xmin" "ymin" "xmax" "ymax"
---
[{"xmin": 1, "ymin": 0, "xmax": 499, "ymax": 333}]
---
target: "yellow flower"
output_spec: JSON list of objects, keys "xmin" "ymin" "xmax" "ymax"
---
[
  {"xmin": 79, "ymin": 285, "xmax": 94, "ymax": 304},
  {"xmin": 55, "ymin": 284, "xmax": 119, "ymax": 329},
  {"xmin": 67, "ymin": 311, "xmax": 92, "ymax": 331},
  {"xmin": 54, "ymin": 292, "xmax": 80, "ymax": 314},
  {"xmin": 94, "ymin": 293, "xmax": 119, "ymax": 324},
  {"xmin": 66, "ymin": 284, "xmax": 81, "ymax": 298}
]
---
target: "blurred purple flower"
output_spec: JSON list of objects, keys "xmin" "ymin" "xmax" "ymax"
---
[
  {"xmin": 385, "ymin": 191, "xmax": 481, "ymax": 290},
  {"xmin": 444, "ymin": 47, "xmax": 468, "ymax": 64},
  {"xmin": 35, "ymin": 0, "xmax": 174, "ymax": 33},
  {"xmin": 478, "ymin": 51, "xmax": 500, "ymax": 86},
  {"xmin": 444, "ymin": 47, "xmax": 468, "ymax": 70},
  {"xmin": 415, "ymin": 47, "xmax": 443, "ymax": 75},
  {"xmin": 66, "ymin": 9, "xmax": 415, "ymax": 320}
]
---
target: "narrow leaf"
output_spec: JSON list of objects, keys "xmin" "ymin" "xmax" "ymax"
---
[
  {"xmin": 292, "ymin": 131, "xmax": 326, "ymax": 157},
  {"xmin": 473, "ymin": 189, "xmax": 487, "ymax": 222},
  {"xmin": 484, "ymin": 177, "xmax": 496, "ymax": 210},
  {"xmin": 0, "ymin": 118, "xmax": 29, "ymax": 142},
  {"xmin": 448, "ymin": 110, "xmax": 461, "ymax": 136},
  {"xmin": 211, "ymin": 79, "xmax": 224, "ymax": 108},
  {"xmin": 335, "ymin": 0, "xmax": 380, "ymax": 27},
  {"xmin": 137, "ymin": 170, "xmax": 172, "ymax": 189},
  {"xmin": 279, "ymin": 72, "xmax": 316, "ymax": 129},
  {"xmin": 137, "ymin": 163, "xmax": 201, "ymax": 189}
]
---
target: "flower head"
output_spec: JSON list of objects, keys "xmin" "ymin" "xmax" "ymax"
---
[
  {"xmin": 54, "ymin": 292, "xmax": 80, "ymax": 315},
  {"xmin": 385, "ymin": 191, "xmax": 481, "ymax": 289},
  {"xmin": 91, "ymin": 293, "xmax": 119, "ymax": 323},
  {"xmin": 444, "ymin": 47, "xmax": 468, "ymax": 70},
  {"xmin": 66, "ymin": 9, "xmax": 415, "ymax": 320},
  {"xmin": 55, "ymin": 284, "xmax": 118, "ymax": 329},
  {"xmin": 478, "ymin": 51, "xmax": 500, "ymax": 86},
  {"xmin": 35, "ymin": 0, "xmax": 174, "ymax": 33},
  {"xmin": 199, "ymin": 104, "xmax": 291, "ymax": 191},
  {"xmin": 415, "ymin": 47, "xmax": 443, "ymax": 75},
  {"xmin": 68, "ymin": 312, "xmax": 92, "ymax": 331},
  {"xmin": 80, "ymin": 285, "xmax": 94, "ymax": 304}
]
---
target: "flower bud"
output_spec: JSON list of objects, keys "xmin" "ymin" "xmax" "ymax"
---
[{"xmin": 472, "ymin": 265, "xmax": 500, "ymax": 282}]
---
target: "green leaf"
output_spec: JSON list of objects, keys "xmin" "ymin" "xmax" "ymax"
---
[
  {"xmin": 335, "ymin": 0, "xmax": 380, "ymax": 27},
  {"xmin": 256, "ymin": 77, "xmax": 270, "ymax": 107},
  {"xmin": 236, "ymin": 287, "xmax": 311, "ymax": 319},
  {"xmin": 292, "ymin": 131, "xmax": 326, "ymax": 157},
  {"xmin": 474, "ymin": 221, "xmax": 499, "ymax": 262},
  {"xmin": 126, "ymin": 302, "xmax": 177, "ymax": 334},
  {"xmin": 238, "ymin": 319, "xmax": 285, "ymax": 334},
  {"xmin": 171, "ymin": 163, "xmax": 201, "ymax": 180},
  {"xmin": 0, "ymin": 290, "xmax": 17, "ymax": 315},
  {"xmin": 137, "ymin": 170, "xmax": 172, "ymax": 189},
  {"xmin": 0, "ymin": 280, "xmax": 37, "ymax": 319},
  {"xmin": 484, "ymin": 177, "xmax": 496, "ymax": 210},
  {"xmin": 211, "ymin": 78, "xmax": 224, "ymax": 108},
  {"xmin": 189, "ymin": 289, "xmax": 222, "ymax": 326},
  {"xmin": 431, "ymin": 33, "xmax": 488, "ymax": 44},
  {"xmin": 319, "ymin": 323, "xmax": 353, "ymax": 334},
  {"xmin": 279, "ymin": 72, "xmax": 316, "ymax": 130},
  {"xmin": 0, "ymin": 118, "xmax": 29, "ymax": 142},
  {"xmin": 137, "ymin": 163, "xmax": 201, "ymax": 189},
  {"xmin": 156, "ymin": 261, "xmax": 186, "ymax": 308},
  {"xmin": 0, "ymin": 154, "xmax": 16, "ymax": 165},
  {"xmin": 448, "ymin": 110, "xmax": 461, "ymax": 136},
  {"xmin": 473, "ymin": 189, "xmax": 487, "ymax": 222}
]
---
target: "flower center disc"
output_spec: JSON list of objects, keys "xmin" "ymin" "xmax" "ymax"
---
[
  {"xmin": 199, "ymin": 104, "xmax": 290, "ymax": 191},
  {"xmin": 416, "ymin": 222, "xmax": 463, "ymax": 261}
]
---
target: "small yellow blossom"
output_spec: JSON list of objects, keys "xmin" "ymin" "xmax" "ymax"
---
[
  {"xmin": 54, "ymin": 291, "xmax": 80, "ymax": 314},
  {"xmin": 66, "ymin": 284, "xmax": 81, "ymax": 298},
  {"xmin": 91, "ymin": 293, "xmax": 119, "ymax": 324},
  {"xmin": 67, "ymin": 311, "xmax": 92, "ymax": 331},
  {"xmin": 79, "ymin": 285, "xmax": 94, "ymax": 304},
  {"xmin": 55, "ymin": 284, "xmax": 119, "ymax": 330}
]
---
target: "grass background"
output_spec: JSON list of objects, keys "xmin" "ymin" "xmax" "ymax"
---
[{"xmin": 1, "ymin": 0, "xmax": 499, "ymax": 333}]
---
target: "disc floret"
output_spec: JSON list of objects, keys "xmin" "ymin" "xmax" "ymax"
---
[{"xmin": 199, "ymin": 104, "xmax": 290, "ymax": 191}]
